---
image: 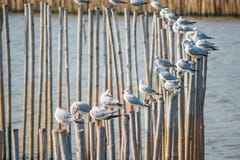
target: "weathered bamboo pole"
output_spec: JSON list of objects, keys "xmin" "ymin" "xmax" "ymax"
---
[
  {"xmin": 28, "ymin": 3, "xmax": 35, "ymax": 159},
  {"xmin": 21, "ymin": 3, "xmax": 28, "ymax": 159},
  {"xmin": 110, "ymin": 9, "xmax": 123, "ymax": 159},
  {"xmin": 153, "ymin": 97, "xmax": 164, "ymax": 160},
  {"xmin": 168, "ymin": 29, "xmax": 175, "ymax": 73},
  {"xmin": 149, "ymin": 13, "xmax": 156, "ymax": 87},
  {"xmin": 52, "ymin": 130, "xmax": 61, "ymax": 160},
  {"xmin": 47, "ymin": 4, "xmax": 53, "ymax": 159},
  {"xmin": 140, "ymin": 14, "xmax": 150, "ymax": 86},
  {"xmin": 36, "ymin": 2, "xmax": 44, "ymax": 159},
  {"xmin": 93, "ymin": 7, "xmax": 100, "ymax": 106},
  {"xmin": 161, "ymin": 27, "xmax": 168, "ymax": 59},
  {"xmin": 102, "ymin": 6, "xmax": 108, "ymax": 91},
  {"xmin": 129, "ymin": 111, "xmax": 138, "ymax": 160},
  {"xmin": 121, "ymin": 115, "xmax": 130, "ymax": 160},
  {"xmin": 96, "ymin": 126, "xmax": 105, "ymax": 160},
  {"xmin": 3, "ymin": 5, "xmax": 12, "ymax": 159},
  {"xmin": 59, "ymin": 130, "xmax": 72, "ymax": 160},
  {"xmin": 107, "ymin": 119, "xmax": 116, "ymax": 160},
  {"xmin": 172, "ymin": 95, "xmax": 178, "ymax": 160},
  {"xmin": 135, "ymin": 110, "xmax": 142, "ymax": 159},
  {"xmin": 43, "ymin": 2, "xmax": 48, "ymax": 130},
  {"xmin": 87, "ymin": 8, "xmax": 94, "ymax": 160},
  {"xmin": 12, "ymin": 129, "xmax": 19, "ymax": 160},
  {"xmin": 57, "ymin": 7, "xmax": 64, "ymax": 128},
  {"xmin": 90, "ymin": 122, "xmax": 95, "ymax": 160},
  {"xmin": 39, "ymin": 129, "xmax": 47, "ymax": 160},
  {"xmin": 76, "ymin": 6, "xmax": 83, "ymax": 102},
  {"xmin": 76, "ymin": 128, "xmax": 86, "ymax": 160},
  {"xmin": 144, "ymin": 105, "xmax": 152, "ymax": 160},
  {"xmin": 0, "ymin": 131, "xmax": 3, "ymax": 159}
]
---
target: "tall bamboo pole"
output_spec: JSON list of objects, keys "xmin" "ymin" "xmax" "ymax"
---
[
  {"xmin": 63, "ymin": 8, "xmax": 71, "ymax": 132},
  {"xmin": 12, "ymin": 129, "xmax": 19, "ymax": 160},
  {"xmin": 0, "ymin": 131, "xmax": 3, "ymax": 159},
  {"xmin": 96, "ymin": 126, "xmax": 105, "ymax": 160},
  {"xmin": 39, "ymin": 129, "xmax": 47, "ymax": 160},
  {"xmin": 76, "ymin": 6, "xmax": 83, "ymax": 102},
  {"xmin": 121, "ymin": 116, "xmax": 130, "ymax": 160},
  {"xmin": 52, "ymin": 130, "xmax": 61, "ymax": 160},
  {"xmin": 75, "ymin": 128, "xmax": 86, "ymax": 160},
  {"xmin": 57, "ymin": 7, "xmax": 64, "ymax": 128},
  {"xmin": 28, "ymin": 3, "xmax": 35, "ymax": 159},
  {"xmin": 89, "ymin": 122, "xmax": 95, "ymax": 160},
  {"xmin": 47, "ymin": 4, "xmax": 53, "ymax": 159},
  {"xmin": 36, "ymin": 2, "xmax": 44, "ymax": 159},
  {"xmin": 149, "ymin": 13, "xmax": 156, "ymax": 87},
  {"xmin": 21, "ymin": 3, "xmax": 28, "ymax": 159},
  {"xmin": 43, "ymin": 2, "xmax": 48, "ymax": 130},
  {"xmin": 103, "ymin": 6, "xmax": 108, "ymax": 91},
  {"xmin": 3, "ymin": 5, "xmax": 12, "ymax": 159}
]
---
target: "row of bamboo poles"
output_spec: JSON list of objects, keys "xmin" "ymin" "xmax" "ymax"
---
[
  {"xmin": 2, "ymin": 0, "xmax": 240, "ymax": 16},
  {"xmin": 0, "ymin": 1, "xmax": 209, "ymax": 160}
]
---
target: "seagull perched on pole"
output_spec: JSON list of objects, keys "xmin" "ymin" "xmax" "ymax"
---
[
  {"xmin": 54, "ymin": 106, "xmax": 75, "ymax": 129},
  {"xmin": 139, "ymin": 80, "xmax": 161, "ymax": 96},
  {"xmin": 154, "ymin": 56, "xmax": 177, "ymax": 69},
  {"xmin": 130, "ymin": 0, "xmax": 148, "ymax": 6},
  {"xmin": 100, "ymin": 89, "xmax": 122, "ymax": 109},
  {"xmin": 155, "ymin": 67, "xmax": 178, "ymax": 81},
  {"xmin": 73, "ymin": 0, "xmax": 90, "ymax": 5},
  {"xmin": 109, "ymin": 0, "xmax": 127, "ymax": 5},
  {"xmin": 164, "ymin": 79, "xmax": 181, "ymax": 93},
  {"xmin": 70, "ymin": 101, "xmax": 91, "ymax": 115},
  {"xmin": 176, "ymin": 16, "xmax": 196, "ymax": 26},
  {"xmin": 90, "ymin": 106, "xmax": 122, "ymax": 120},
  {"xmin": 176, "ymin": 59, "xmax": 196, "ymax": 76},
  {"xmin": 151, "ymin": 0, "xmax": 166, "ymax": 10},
  {"xmin": 183, "ymin": 39, "xmax": 208, "ymax": 58},
  {"xmin": 123, "ymin": 89, "xmax": 149, "ymax": 107}
]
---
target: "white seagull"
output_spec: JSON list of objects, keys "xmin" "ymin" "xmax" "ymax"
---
[
  {"xmin": 154, "ymin": 56, "xmax": 177, "ymax": 69},
  {"xmin": 109, "ymin": 0, "xmax": 127, "ymax": 5},
  {"xmin": 164, "ymin": 79, "xmax": 181, "ymax": 93},
  {"xmin": 70, "ymin": 101, "xmax": 91, "ymax": 115},
  {"xmin": 151, "ymin": 0, "xmax": 166, "ymax": 10},
  {"xmin": 139, "ymin": 80, "xmax": 160, "ymax": 95},
  {"xmin": 176, "ymin": 59, "xmax": 196, "ymax": 76},
  {"xmin": 164, "ymin": 9, "xmax": 178, "ymax": 22},
  {"xmin": 155, "ymin": 67, "xmax": 178, "ymax": 81},
  {"xmin": 90, "ymin": 106, "xmax": 121, "ymax": 120},
  {"xmin": 195, "ymin": 39, "xmax": 218, "ymax": 51},
  {"xmin": 130, "ymin": 0, "xmax": 148, "ymax": 6},
  {"xmin": 100, "ymin": 89, "xmax": 122, "ymax": 109},
  {"xmin": 173, "ymin": 22, "xmax": 193, "ymax": 33},
  {"xmin": 54, "ymin": 107, "xmax": 75, "ymax": 128},
  {"xmin": 193, "ymin": 28, "xmax": 214, "ymax": 39},
  {"xmin": 123, "ymin": 89, "xmax": 149, "ymax": 107},
  {"xmin": 73, "ymin": 0, "xmax": 90, "ymax": 5},
  {"xmin": 183, "ymin": 39, "xmax": 208, "ymax": 58},
  {"xmin": 176, "ymin": 16, "xmax": 196, "ymax": 26}
]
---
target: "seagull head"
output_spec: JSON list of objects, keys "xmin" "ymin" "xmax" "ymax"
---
[{"xmin": 154, "ymin": 56, "xmax": 160, "ymax": 60}]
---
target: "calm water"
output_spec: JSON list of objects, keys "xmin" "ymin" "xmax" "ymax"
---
[{"xmin": 3, "ymin": 13, "xmax": 240, "ymax": 159}]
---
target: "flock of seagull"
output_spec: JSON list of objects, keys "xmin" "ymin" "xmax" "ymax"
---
[{"xmin": 55, "ymin": 0, "xmax": 218, "ymax": 129}]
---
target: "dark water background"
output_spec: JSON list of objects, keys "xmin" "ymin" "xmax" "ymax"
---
[{"xmin": 3, "ymin": 13, "xmax": 240, "ymax": 159}]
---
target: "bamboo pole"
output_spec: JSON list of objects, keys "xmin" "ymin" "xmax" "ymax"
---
[
  {"xmin": 21, "ymin": 3, "xmax": 28, "ymax": 159},
  {"xmin": 76, "ymin": 6, "xmax": 83, "ymax": 102},
  {"xmin": 172, "ymin": 95, "xmax": 178, "ymax": 160},
  {"xmin": 161, "ymin": 28, "xmax": 168, "ymax": 59},
  {"xmin": 153, "ymin": 97, "xmax": 164, "ymax": 160},
  {"xmin": 28, "ymin": 3, "xmax": 35, "ymax": 159},
  {"xmin": 110, "ymin": 9, "xmax": 123, "ymax": 159},
  {"xmin": 0, "ymin": 131, "xmax": 3, "ymax": 159},
  {"xmin": 144, "ymin": 105, "xmax": 152, "ymax": 160},
  {"xmin": 96, "ymin": 126, "xmax": 105, "ymax": 160},
  {"xmin": 94, "ymin": 7, "xmax": 100, "ymax": 106},
  {"xmin": 102, "ymin": 7, "xmax": 108, "ymax": 91},
  {"xmin": 52, "ymin": 130, "xmax": 61, "ymax": 160},
  {"xmin": 43, "ymin": 2, "xmax": 48, "ymax": 130},
  {"xmin": 129, "ymin": 111, "xmax": 138, "ymax": 160},
  {"xmin": 121, "ymin": 115, "xmax": 130, "ymax": 160},
  {"xmin": 39, "ymin": 129, "xmax": 47, "ymax": 160},
  {"xmin": 76, "ymin": 128, "xmax": 86, "ymax": 160},
  {"xmin": 12, "ymin": 129, "xmax": 19, "ymax": 160},
  {"xmin": 59, "ymin": 130, "xmax": 72, "ymax": 160},
  {"xmin": 57, "ymin": 7, "xmax": 64, "ymax": 128},
  {"xmin": 90, "ymin": 122, "xmax": 95, "ymax": 160},
  {"xmin": 87, "ymin": 9, "xmax": 94, "ymax": 160},
  {"xmin": 149, "ymin": 13, "xmax": 156, "ymax": 87},
  {"xmin": 140, "ymin": 14, "xmax": 150, "ymax": 86},
  {"xmin": 47, "ymin": 4, "xmax": 53, "ymax": 159},
  {"xmin": 3, "ymin": 5, "xmax": 12, "ymax": 159},
  {"xmin": 36, "ymin": 2, "xmax": 44, "ymax": 159},
  {"xmin": 135, "ymin": 110, "xmax": 142, "ymax": 160}
]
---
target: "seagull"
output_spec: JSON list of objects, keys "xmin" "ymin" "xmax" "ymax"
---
[
  {"xmin": 100, "ymin": 89, "xmax": 122, "ymax": 109},
  {"xmin": 151, "ymin": 0, "xmax": 166, "ymax": 10},
  {"xmin": 109, "ymin": 0, "xmax": 127, "ymax": 5},
  {"xmin": 73, "ymin": 0, "xmax": 90, "ymax": 5},
  {"xmin": 154, "ymin": 56, "xmax": 177, "ymax": 69},
  {"xmin": 173, "ymin": 22, "xmax": 193, "ymax": 33},
  {"xmin": 123, "ymin": 89, "xmax": 149, "ymax": 107},
  {"xmin": 185, "ymin": 31, "xmax": 195, "ymax": 42},
  {"xmin": 130, "ymin": 0, "xmax": 148, "ymax": 6},
  {"xmin": 183, "ymin": 39, "xmax": 208, "ymax": 58},
  {"xmin": 159, "ymin": 8, "xmax": 167, "ymax": 18},
  {"xmin": 89, "ymin": 106, "xmax": 121, "ymax": 120},
  {"xmin": 195, "ymin": 39, "xmax": 218, "ymax": 51},
  {"xmin": 164, "ymin": 79, "xmax": 181, "ymax": 93},
  {"xmin": 155, "ymin": 67, "xmax": 178, "ymax": 81},
  {"xmin": 54, "ymin": 107, "xmax": 75, "ymax": 129},
  {"xmin": 139, "ymin": 80, "xmax": 161, "ymax": 95},
  {"xmin": 176, "ymin": 59, "xmax": 196, "ymax": 76},
  {"xmin": 176, "ymin": 16, "xmax": 196, "ymax": 26},
  {"xmin": 193, "ymin": 28, "xmax": 214, "ymax": 39},
  {"xmin": 164, "ymin": 9, "xmax": 178, "ymax": 22},
  {"xmin": 70, "ymin": 101, "xmax": 91, "ymax": 115}
]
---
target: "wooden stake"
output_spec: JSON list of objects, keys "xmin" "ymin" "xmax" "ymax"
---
[
  {"xmin": 149, "ymin": 13, "xmax": 156, "ymax": 87},
  {"xmin": 39, "ymin": 129, "xmax": 47, "ymax": 160},
  {"xmin": 96, "ymin": 126, "xmax": 105, "ymax": 160},
  {"xmin": 28, "ymin": 3, "xmax": 35, "ymax": 159},
  {"xmin": 102, "ymin": 6, "xmax": 108, "ymax": 91},
  {"xmin": 90, "ymin": 122, "xmax": 95, "ymax": 160},
  {"xmin": 21, "ymin": 3, "xmax": 28, "ymax": 159},
  {"xmin": 59, "ymin": 130, "xmax": 71, "ymax": 160},
  {"xmin": 0, "ymin": 131, "xmax": 3, "ymax": 159},
  {"xmin": 121, "ymin": 115, "xmax": 129, "ymax": 160},
  {"xmin": 129, "ymin": 111, "xmax": 138, "ymax": 160},
  {"xmin": 75, "ymin": 128, "xmax": 86, "ymax": 160},
  {"xmin": 144, "ymin": 105, "xmax": 152, "ymax": 160},
  {"xmin": 3, "ymin": 5, "xmax": 12, "ymax": 159},
  {"xmin": 12, "ymin": 129, "xmax": 19, "ymax": 160},
  {"xmin": 52, "ymin": 130, "xmax": 61, "ymax": 160}
]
